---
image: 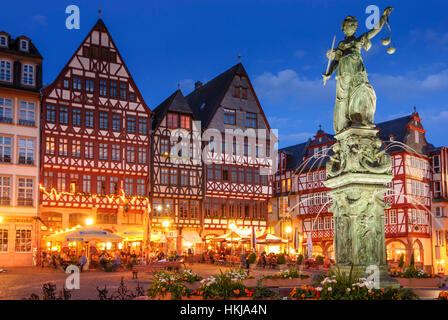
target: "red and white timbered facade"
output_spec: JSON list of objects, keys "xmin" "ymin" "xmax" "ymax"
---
[
  {"xmin": 40, "ymin": 19, "xmax": 151, "ymax": 235},
  {"xmin": 186, "ymin": 63, "xmax": 273, "ymax": 237},
  {"xmin": 270, "ymin": 113, "xmax": 435, "ymax": 270},
  {"xmin": 150, "ymin": 90, "xmax": 203, "ymax": 252}
]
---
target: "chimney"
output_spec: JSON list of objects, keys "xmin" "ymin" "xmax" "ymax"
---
[{"xmin": 194, "ymin": 81, "xmax": 203, "ymax": 89}]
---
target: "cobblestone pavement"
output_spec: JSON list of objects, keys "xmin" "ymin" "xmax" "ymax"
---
[
  {"xmin": 0, "ymin": 264, "xmax": 441, "ymax": 300},
  {"xmin": 0, "ymin": 263, "xmax": 290, "ymax": 300}
]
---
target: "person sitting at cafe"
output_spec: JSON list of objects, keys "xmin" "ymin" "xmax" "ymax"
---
[
  {"xmin": 79, "ymin": 251, "xmax": 87, "ymax": 272},
  {"xmin": 112, "ymin": 251, "xmax": 121, "ymax": 271}
]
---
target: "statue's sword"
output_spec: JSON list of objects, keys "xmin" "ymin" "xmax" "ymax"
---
[{"xmin": 324, "ymin": 35, "xmax": 336, "ymax": 86}]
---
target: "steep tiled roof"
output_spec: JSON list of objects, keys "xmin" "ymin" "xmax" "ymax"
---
[
  {"xmin": 0, "ymin": 35, "xmax": 42, "ymax": 59},
  {"xmin": 152, "ymin": 89, "xmax": 194, "ymax": 130},
  {"xmin": 186, "ymin": 63, "xmax": 248, "ymax": 129},
  {"xmin": 280, "ymin": 141, "xmax": 310, "ymax": 172},
  {"xmin": 376, "ymin": 115, "xmax": 412, "ymax": 143}
]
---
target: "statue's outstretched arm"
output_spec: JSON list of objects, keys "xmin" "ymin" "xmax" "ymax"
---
[{"xmin": 364, "ymin": 7, "xmax": 393, "ymax": 40}]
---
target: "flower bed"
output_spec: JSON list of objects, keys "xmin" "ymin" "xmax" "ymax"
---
[
  {"xmin": 438, "ymin": 291, "xmax": 448, "ymax": 301},
  {"xmin": 262, "ymin": 268, "xmax": 311, "ymax": 287},
  {"xmin": 290, "ymin": 268, "xmax": 419, "ymax": 300},
  {"xmin": 390, "ymin": 268, "xmax": 441, "ymax": 288}
]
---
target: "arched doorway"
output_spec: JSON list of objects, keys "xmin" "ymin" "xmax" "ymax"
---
[
  {"xmin": 325, "ymin": 244, "xmax": 334, "ymax": 260},
  {"xmin": 386, "ymin": 241, "xmax": 406, "ymax": 262},
  {"xmin": 412, "ymin": 241, "xmax": 423, "ymax": 264}
]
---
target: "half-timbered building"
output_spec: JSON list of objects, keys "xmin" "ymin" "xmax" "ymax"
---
[
  {"xmin": 150, "ymin": 89, "xmax": 203, "ymax": 254},
  {"xmin": 430, "ymin": 145, "xmax": 448, "ymax": 273},
  {"xmin": 0, "ymin": 32, "xmax": 43, "ymax": 266},
  {"xmin": 186, "ymin": 63, "xmax": 273, "ymax": 241},
  {"xmin": 270, "ymin": 110, "xmax": 434, "ymax": 271},
  {"xmin": 39, "ymin": 19, "xmax": 152, "ymax": 245}
]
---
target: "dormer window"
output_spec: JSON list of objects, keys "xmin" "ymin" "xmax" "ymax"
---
[
  {"xmin": 0, "ymin": 60, "xmax": 12, "ymax": 82},
  {"xmin": 20, "ymin": 39, "xmax": 28, "ymax": 51},
  {"xmin": 22, "ymin": 64, "xmax": 34, "ymax": 86},
  {"xmin": 0, "ymin": 36, "xmax": 7, "ymax": 47},
  {"xmin": 167, "ymin": 113, "xmax": 178, "ymax": 128}
]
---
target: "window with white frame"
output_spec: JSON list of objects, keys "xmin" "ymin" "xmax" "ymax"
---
[
  {"xmin": 0, "ymin": 136, "xmax": 12, "ymax": 163},
  {"xmin": 433, "ymin": 155, "xmax": 441, "ymax": 173},
  {"xmin": 390, "ymin": 211, "xmax": 397, "ymax": 224},
  {"xmin": 15, "ymin": 226, "xmax": 32, "ymax": 252},
  {"xmin": 17, "ymin": 178, "xmax": 33, "ymax": 206},
  {"xmin": 0, "ymin": 98, "xmax": 13, "ymax": 123},
  {"xmin": 19, "ymin": 101, "xmax": 35, "ymax": 126},
  {"xmin": 19, "ymin": 39, "xmax": 28, "ymax": 51},
  {"xmin": 434, "ymin": 182, "xmax": 442, "ymax": 198},
  {"xmin": 83, "ymin": 175, "xmax": 91, "ymax": 193},
  {"xmin": 0, "ymin": 60, "xmax": 11, "ymax": 82},
  {"xmin": 324, "ymin": 216, "xmax": 331, "ymax": 229},
  {"xmin": 0, "ymin": 35, "xmax": 7, "ymax": 47},
  {"xmin": 434, "ymin": 207, "xmax": 445, "ymax": 218},
  {"xmin": 22, "ymin": 64, "xmax": 34, "ymax": 86},
  {"xmin": 0, "ymin": 176, "xmax": 10, "ymax": 205},
  {"xmin": 18, "ymin": 138, "xmax": 34, "ymax": 165},
  {"xmin": 436, "ymin": 230, "xmax": 444, "ymax": 246},
  {"xmin": 0, "ymin": 227, "xmax": 7, "ymax": 252}
]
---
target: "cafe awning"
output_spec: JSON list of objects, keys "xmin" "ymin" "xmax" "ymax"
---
[
  {"xmin": 256, "ymin": 233, "xmax": 288, "ymax": 245},
  {"xmin": 182, "ymin": 231, "xmax": 202, "ymax": 243},
  {"xmin": 115, "ymin": 227, "xmax": 143, "ymax": 241},
  {"xmin": 213, "ymin": 231, "xmax": 250, "ymax": 242},
  {"xmin": 47, "ymin": 226, "xmax": 123, "ymax": 242}
]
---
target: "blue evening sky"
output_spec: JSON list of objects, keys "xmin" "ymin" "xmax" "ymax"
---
[{"xmin": 3, "ymin": 0, "xmax": 448, "ymax": 148}]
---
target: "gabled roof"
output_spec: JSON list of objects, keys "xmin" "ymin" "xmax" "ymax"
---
[
  {"xmin": 0, "ymin": 34, "xmax": 42, "ymax": 60},
  {"xmin": 376, "ymin": 115, "xmax": 412, "ymax": 143},
  {"xmin": 152, "ymin": 89, "xmax": 194, "ymax": 130},
  {"xmin": 280, "ymin": 141, "xmax": 310, "ymax": 171},
  {"xmin": 186, "ymin": 63, "xmax": 248, "ymax": 129}
]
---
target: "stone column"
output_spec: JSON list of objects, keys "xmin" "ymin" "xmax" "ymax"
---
[{"xmin": 324, "ymin": 126, "xmax": 399, "ymax": 288}]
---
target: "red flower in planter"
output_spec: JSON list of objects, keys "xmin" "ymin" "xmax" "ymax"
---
[{"xmin": 234, "ymin": 289, "xmax": 240, "ymax": 296}]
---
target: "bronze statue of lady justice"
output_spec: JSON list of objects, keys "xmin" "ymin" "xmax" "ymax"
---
[{"xmin": 322, "ymin": 7, "xmax": 394, "ymax": 134}]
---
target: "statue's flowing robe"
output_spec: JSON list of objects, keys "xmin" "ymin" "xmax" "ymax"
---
[{"xmin": 334, "ymin": 34, "xmax": 376, "ymax": 133}]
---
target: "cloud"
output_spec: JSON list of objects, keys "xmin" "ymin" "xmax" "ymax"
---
[
  {"xmin": 32, "ymin": 15, "xmax": 47, "ymax": 26},
  {"xmin": 179, "ymin": 79, "xmax": 195, "ymax": 93},
  {"xmin": 409, "ymin": 28, "xmax": 448, "ymax": 47},
  {"xmin": 278, "ymin": 132, "xmax": 314, "ymax": 147},
  {"xmin": 268, "ymin": 116, "xmax": 302, "ymax": 128},
  {"xmin": 370, "ymin": 68, "xmax": 448, "ymax": 100},
  {"xmin": 253, "ymin": 69, "xmax": 335, "ymax": 108}
]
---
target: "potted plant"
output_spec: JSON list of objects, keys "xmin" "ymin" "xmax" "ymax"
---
[
  {"xmin": 248, "ymin": 253, "xmax": 257, "ymax": 270},
  {"xmin": 276, "ymin": 253, "xmax": 287, "ymax": 270},
  {"xmin": 296, "ymin": 254, "xmax": 304, "ymax": 265}
]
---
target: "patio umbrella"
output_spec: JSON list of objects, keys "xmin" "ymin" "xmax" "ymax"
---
[
  {"xmin": 213, "ymin": 231, "xmax": 250, "ymax": 242},
  {"xmin": 251, "ymin": 226, "xmax": 257, "ymax": 252},
  {"xmin": 115, "ymin": 227, "xmax": 144, "ymax": 241},
  {"xmin": 256, "ymin": 233, "xmax": 288, "ymax": 245},
  {"xmin": 47, "ymin": 226, "xmax": 123, "ymax": 242},
  {"xmin": 306, "ymin": 232, "xmax": 313, "ymax": 258}
]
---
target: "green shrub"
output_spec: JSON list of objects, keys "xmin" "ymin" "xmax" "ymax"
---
[
  {"xmin": 297, "ymin": 254, "xmax": 304, "ymax": 265},
  {"xmin": 277, "ymin": 254, "xmax": 286, "ymax": 265},
  {"xmin": 248, "ymin": 253, "xmax": 257, "ymax": 265},
  {"xmin": 315, "ymin": 255, "xmax": 324, "ymax": 265},
  {"xmin": 398, "ymin": 254, "xmax": 405, "ymax": 269}
]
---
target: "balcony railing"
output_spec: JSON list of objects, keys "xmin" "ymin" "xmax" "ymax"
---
[
  {"xmin": 17, "ymin": 198, "xmax": 33, "ymax": 206},
  {"xmin": 18, "ymin": 157, "xmax": 34, "ymax": 165},
  {"xmin": 19, "ymin": 119, "xmax": 35, "ymax": 126},
  {"xmin": 0, "ymin": 197, "xmax": 10, "ymax": 205},
  {"xmin": 0, "ymin": 155, "xmax": 11, "ymax": 163},
  {"xmin": 0, "ymin": 117, "xmax": 12, "ymax": 124}
]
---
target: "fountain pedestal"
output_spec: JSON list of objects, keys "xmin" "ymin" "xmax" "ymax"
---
[{"xmin": 324, "ymin": 126, "xmax": 400, "ymax": 289}]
